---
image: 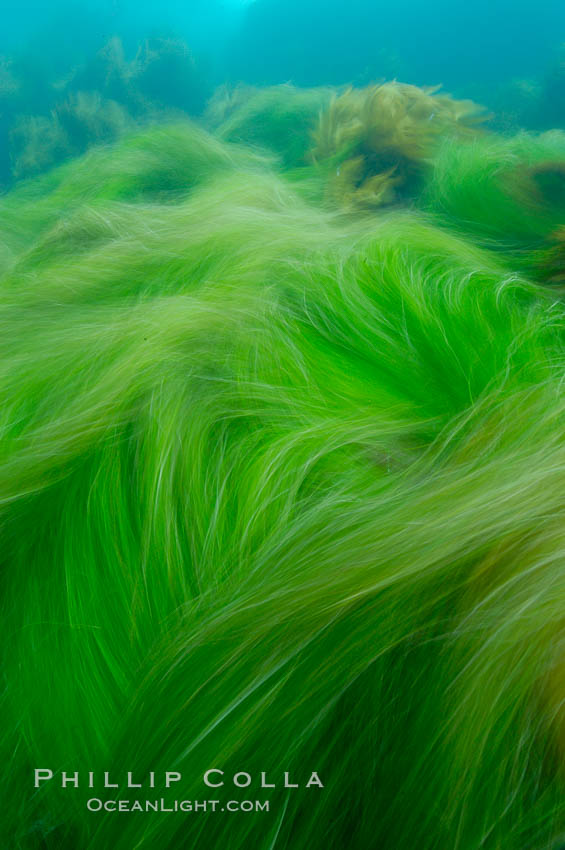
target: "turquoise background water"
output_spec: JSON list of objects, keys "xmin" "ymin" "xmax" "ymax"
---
[{"xmin": 2, "ymin": 0, "xmax": 564, "ymax": 91}]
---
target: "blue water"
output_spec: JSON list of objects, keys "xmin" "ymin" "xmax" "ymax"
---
[{"xmin": 2, "ymin": 0, "xmax": 564, "ymax": 88}]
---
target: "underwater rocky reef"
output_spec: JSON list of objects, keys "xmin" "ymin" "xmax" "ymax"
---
[
  {"xmin": 2, "ymin": 25, "xmax": 565, "ymax": 188},
  {"xmin": 0, "ymin": 34, "xmax": 211, "ymax": 184},
  {"xmin": 2, "ymin": 63, "xmax": 565, "ymax": 850}
]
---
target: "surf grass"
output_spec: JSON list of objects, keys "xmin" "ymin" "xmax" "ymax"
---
[
  {"xmin": 423, "ymin": 131, "xmax": 565, "ymax": 267},
  {"xmin": 0, "ymin": 121, "xmax": 270, "ymax": 273},
  {"xmin": 212, "ymin": 84, "xmax": 332, "ymax": 168},
  {"xmin": 2, "ymin": 114, "xmax": 565, "ymax": 850}
]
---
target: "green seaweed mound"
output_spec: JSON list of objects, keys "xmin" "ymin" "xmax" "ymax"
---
[{"xmin": 209, "ymin": 83, "xmax": 333, "ymax": 168}]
